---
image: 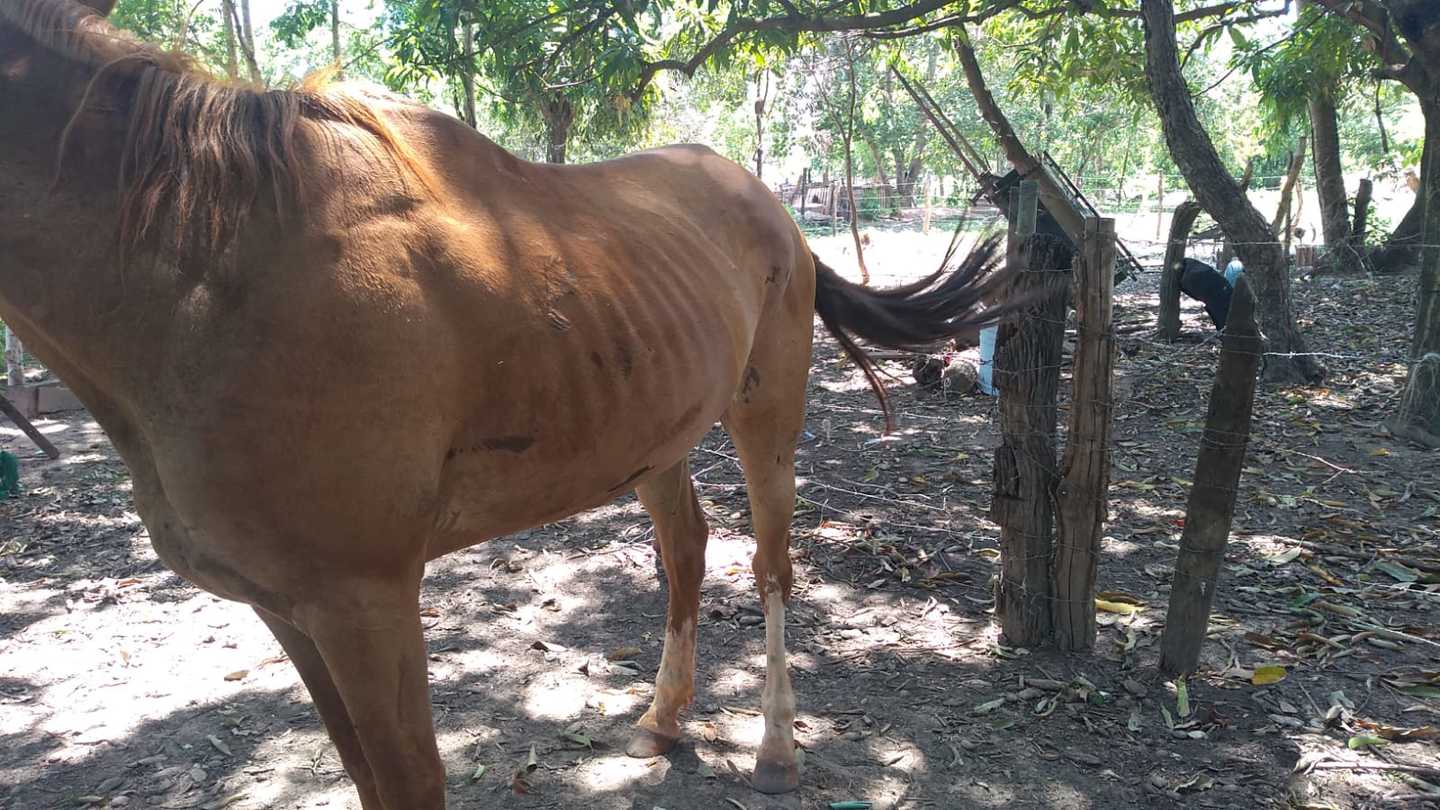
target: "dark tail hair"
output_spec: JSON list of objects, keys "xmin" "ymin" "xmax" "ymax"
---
[{"xmin": 812, "ymin": 234, "xmax": 1014, "ymax": 430}]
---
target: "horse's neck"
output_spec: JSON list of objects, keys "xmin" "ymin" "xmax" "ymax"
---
[{"xmin": 0, "ymin": 77, "xmax": 160, "ymax": 397}]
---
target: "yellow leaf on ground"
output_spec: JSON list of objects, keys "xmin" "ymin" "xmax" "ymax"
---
[
  {"xmin": 1096, "ymin": 599, "xmax": 1141, "ymax": 615},
  {"xmin": 1251, "ymin": 665, "xmax": 1287, "ymax": 686}
]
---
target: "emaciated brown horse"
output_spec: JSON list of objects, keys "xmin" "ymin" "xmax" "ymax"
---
[{"xmin": 0, "ymin": 1, "xmax": 1013, "ymax": 806}]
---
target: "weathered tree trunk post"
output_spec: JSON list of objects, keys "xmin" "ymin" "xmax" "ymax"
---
[
  {"xmin": 1158, "ymin": 200, "xmax": 1202, "ymax": 341},
  {"xmin": 1054, "ymin": 218, "xmax": 1117, "ymax": 651},
  {"xmin": 1352, "ymin": 178, "xmax": 1373, "ymax": 246},
  {"xmin": 1159, "ymin": 277, "xmax": 1262, "ymax": 676},
  {"xmin": 992, "ymin": 180, "xmax": 1070, "ymax": 647},
  {"xmin": 1014, "ymin": 180, "xmax": 1039, "ymax": 239}
]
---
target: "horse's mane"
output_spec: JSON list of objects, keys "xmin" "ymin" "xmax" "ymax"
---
[{"xmin": 0, "ymin": 0, "xmax": 434, "ymax": 266}]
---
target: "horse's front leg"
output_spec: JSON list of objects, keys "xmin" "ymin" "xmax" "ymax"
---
[{"xmin": 627, "ymin": 458, "xmax": 709, "ymax": 757}]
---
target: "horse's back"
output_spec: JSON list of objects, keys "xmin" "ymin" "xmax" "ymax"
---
[{"xmin": 350, "ymin": 110, "xmax": 814, "ymax": 552}]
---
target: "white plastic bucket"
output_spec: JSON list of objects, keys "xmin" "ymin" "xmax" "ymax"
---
[{"xmin": 977, "ymin": 324, "xmax": 998, "ymax": 396}]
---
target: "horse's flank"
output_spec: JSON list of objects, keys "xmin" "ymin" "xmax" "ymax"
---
[{"xmin": 0, "ymin": 0, "xmax": 434, "ymax": 266}]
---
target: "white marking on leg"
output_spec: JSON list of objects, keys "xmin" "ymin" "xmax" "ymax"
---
[
  {"xmin": 758, "ymin": 580, "xmax": 795, "ymax": 764},
  {"xmin": 638, "ymin": 619, "xmax": 695, "ymax": 736}
]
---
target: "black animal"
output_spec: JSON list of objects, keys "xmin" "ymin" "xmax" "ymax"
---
[{"xmin": 1179, "ymin": 258, "xmax": 1233, "ymax": 330}]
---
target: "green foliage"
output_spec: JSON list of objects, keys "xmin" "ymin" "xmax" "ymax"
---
[
  {"xmin": 1237, "ymin": 6, "xmax": 1371, "ymax": 134},
  {"xmin": 111, "ymin": 0, "xmax": 229, "ymax": 70},
  {"xmin": 271, "ymin": 1, "xmax": 334, "ymax": 50},
  {"xmin": 101, "ymin": 0, "xmax": 1422, "ymax": 203}
]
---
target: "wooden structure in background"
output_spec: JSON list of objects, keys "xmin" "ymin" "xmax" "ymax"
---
[
  {"xmin": 892, "ymin": 64, "xmax": 1142, "ymax": 281},
  {"xmin": 2, "ymin": 325, "xmax": 70, "ymax": 459},
  {"xmin": 1159, "ymin": 278, "xmax": 1262, "ymax": 675}
]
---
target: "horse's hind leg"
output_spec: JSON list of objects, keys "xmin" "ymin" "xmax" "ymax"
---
[
  {"xmin": 628, "ymin": 457, "xmax": 710, "ymax": 757},
  {"xmin": 253, "ymin": 608, "xmax": 384, "ymax": 810},
  {"xmin": 724, "ymin": 302, "xmax": 813, "ymax": 794}
]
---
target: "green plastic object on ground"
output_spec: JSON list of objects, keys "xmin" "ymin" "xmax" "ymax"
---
[{"xmin": 0, "ymin": 450, "xmax": 20, "ymax": 499}]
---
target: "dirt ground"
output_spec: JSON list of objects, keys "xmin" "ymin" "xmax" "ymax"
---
[{"xmin": 1, "ymin": 232, "xmax": 1438, "ymax": 810}]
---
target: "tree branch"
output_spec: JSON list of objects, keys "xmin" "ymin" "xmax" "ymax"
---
[
  {"xmin": 630, "ymin": 0, "xmax": 1011, "ymax": 96},
  {"xmin": 1309, "ymin": 0, "xmax": 1412, "ymax": 76}
]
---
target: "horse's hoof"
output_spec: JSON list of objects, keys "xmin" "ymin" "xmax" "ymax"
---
[
  {"xmin": 626, "ymin": 727, "xmax": 679, "ymax": 758},
  {"xmin": 752, "ymin": 758, "xmax": 800, "ymax": 794}
]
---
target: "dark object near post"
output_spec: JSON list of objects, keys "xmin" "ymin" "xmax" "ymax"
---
[
  {"xmin": 1179, "ymin": 258, "xmax": 1234, "ymax": 330},
  {"xmin": 0, "ymin": 392, "xmax": 60, "ymax": 460},
  {"xmin": 992, "ymin": 230, "xmax": 1071, "ymax": 647},
  {"xmin": 1159, "ymin": 277, "xmax": 1261, "ymax": 676},
  {"xmin": 1157, "ymin": 200, "xmax": 1202, "ymax": 341},
  {"xmin": 1054, "ymin": 218, "xmax": 1117, "ymax": 651}
]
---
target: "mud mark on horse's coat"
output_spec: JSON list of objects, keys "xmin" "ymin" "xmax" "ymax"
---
[
  {"xmin": 445, "ymin": 435, "xmax": 536, "ymax": 459},
  {"xmin": 740, "ymin": 366, "xmax": 761, "ymax": 402}
]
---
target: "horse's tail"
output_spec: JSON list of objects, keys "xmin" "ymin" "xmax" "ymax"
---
[{"xmin": 811, "ymin": 234, "xmax": 1014, "ymax": 430}]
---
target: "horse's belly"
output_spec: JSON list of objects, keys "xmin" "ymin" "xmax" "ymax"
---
[{"xmin": 427, "ymin": 385, "xmax": 726, "ymax": 556}]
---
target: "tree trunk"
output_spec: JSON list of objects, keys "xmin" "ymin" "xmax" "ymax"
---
[
  {"xmin": 842, "ymin": 40, "xmax": 869, "ymax": 284},
  {"xmin": 753, "ymin": 71, "xmax": 769, "ymax": 180},
  {"xmin": 1271, "ymin": 136, "xmax": 1308, "ymax": 235},
  {"xmin": 330, "ymin": 0, "xmax": 341, "ymax": 72},
  {"xmin": 1141, "ymin": 0, "xmax": 1324, "ymax": 384},
  {"xmin": 220, "ymin": 0, "xmax": 238, "ymax": 79},
  {"xmin": 1158, "ymin": 278, "xmax": 1262, "ymax": 676},
  {"xmin": 460, "ymin": 19, "xmax": 477, "ymax": 129},
  {"xmin": 540, "ymin": 95, "xmax": 573, "ymax": 164},
  {"xmin": 900, "ymin": 46, "xmax": 937, "ymax": 207},
  {"xmin": 1310, "ymin": 90, "xmax": 1362, "ymax": 272},
  {"xmin": 1409, "ymin": 98, "xmax": 1439, "ymax": 362},
  {"xmin": 865, "ymin": 137, "xmax": 892, "ymax": 211},
  {"xmin": 1158, "ymin": 200, "xmax": 1203, "ymax": 341},
  {"xmin": 1217, "ymin": 158, "xmax": 1256, "ymax": 268},
  {"xmin": 1373, "ymin": 89, "xmax": 1432, "ymax": 274},
  {"xmin": 239, "ymin": 0, "xmax": 260, "ymax": 82},
  {"xmin": 1352, "ymin": 178, "xmax": 1373, "ymax": 244},
  {"xmin": 1374, "ymin": 192, "xmax": 1424, "ymax": 272},
  {"xmin": 955, "ymin": 29, "xmax": 1039, "ymax": 174},
  {"xmin": 1390, "ymin": 95, "xmax": 1440, "ymax": 447},
  {"xmin": 173, "ymin": 2, "xmax": 191, "ymax": 50}
]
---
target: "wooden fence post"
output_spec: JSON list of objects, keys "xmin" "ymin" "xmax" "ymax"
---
[
  {"xmin": 1053, "ymin": 218, "xmax": 1117, "ymax": 651},
  {"xmin": 1157, "ymin": 200, "xmax": 1202, "ymax": 342},
  {"xmin": 992, "ymin": 179, "xmax": 1070, "ymax": 646},
  {"xmin": 1159, "ymin": 277, "xmax": 1262, "ymax": 676},
  {"xmin": 5, "ymin": 326, "xmax": 23, "ymax": 389}
]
